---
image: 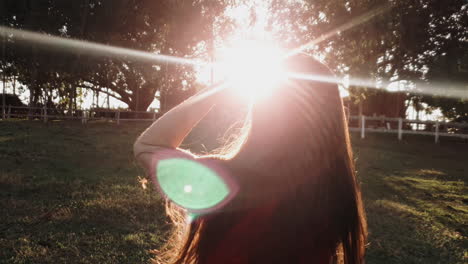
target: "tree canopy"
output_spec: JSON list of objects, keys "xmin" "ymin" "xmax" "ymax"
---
[
  {"xmin": 1, "ymin": 0, "xmax": 229, "ymax": 111},
  {"xmin": 267, "ymin": 0, "xmax": 467, "ymax": 118}
]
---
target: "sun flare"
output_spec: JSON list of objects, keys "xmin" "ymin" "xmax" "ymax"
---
[{"xmin": 215, "ymin": 40, "xmax": 287, "ymax": 100}]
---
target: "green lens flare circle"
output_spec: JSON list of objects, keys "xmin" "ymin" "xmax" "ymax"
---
[{"xmin": 156, "ymin": 158, "xmax": 232, "ymax": 212}]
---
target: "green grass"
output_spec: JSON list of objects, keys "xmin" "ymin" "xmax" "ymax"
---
[
  {"xmin": 0, "ymin": 120, "xmax": 466, "ymax": 263},
  {"xmin": 354, "ymin": 134, "xmax": 467, "ymax": 263}
]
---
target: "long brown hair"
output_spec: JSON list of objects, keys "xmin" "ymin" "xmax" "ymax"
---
[{"xmin": 156, "ymin": 54, "xmax": 367, "ymax": 264}]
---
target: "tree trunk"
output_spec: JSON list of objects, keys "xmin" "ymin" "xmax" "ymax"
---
[
  {"xmin": 28, "ymin": 66, "xmax": 38, "ymax": 119},
  {"xmin": 2, "ymin": 73, "xmax": 5, "ymax": 119},
  {"xmin": 47, "ymin": 86, "xmax": 52, "ymax": 107},
  {"xmin": 94, "ymin": 89, "xmax": 99, "ymax": 108},
  {"xmin": 416, "ymin": 109, "xmax": 420, "ymax": 130},
  {"xmin": 107, "ymin": 88, "xmax": 110, "ymax": 109},
  {"xmin": 68, "ymin": 84, "xmax": 73, "ymax": 116},
  {"xmin": 1, "ymin": 32, "xmax": 4, "ymax": 118},
  {"xmin": 12, "ymin": 76, "xmax": 16, "ymax": 95},
  {"xmin": 73, "ymin": 85, "xmax": 77, "ymax": 111},
  {"xmin": 129, "ymin": 89, "xmax": 154, "ymax": 111}
]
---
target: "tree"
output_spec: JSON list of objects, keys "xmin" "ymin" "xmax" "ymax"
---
[
  {"xmin": 420, "ymin": 43, "xmax": 468, "ymax": 121},
  {"xmin": 267, "ymin": 0, "xmax": 468, "ymax": 118},
  {"xmin": 1, "ymin": 0, "xmax": 230, "ymax": 111},
  {"xmin": 417, "ymin": 4, "xmax": 468, "ymax": 121}
]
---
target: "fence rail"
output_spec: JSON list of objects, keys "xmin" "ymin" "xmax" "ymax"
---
[
  {"xmin": 2, "ymin": 106, "xmax": 468, "ymax": 143},
  {"xmin": 348, "ymin": 115, "xmax": 468, "ymax": 143},
  {"xmin": 1, "ymin": 106, "xmax": 161, "ymax": 124}
]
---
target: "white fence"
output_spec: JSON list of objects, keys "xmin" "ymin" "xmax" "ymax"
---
[
  {"xmin": 2, "ymin": 106, "xmax": 468, "ymax": 143},
  {"xmin": 348, "ymin": 115, "xmax": 468, "ymax": 143},
  {"xmin": 1, "ymin": 105, "xmax": 160, "ymax": 124}
]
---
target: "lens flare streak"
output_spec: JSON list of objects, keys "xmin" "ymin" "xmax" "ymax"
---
[
  {"xmin": 0, "ymin": 26, "xmax": 203, "ymax": 67},
  {"xmin": 288, "ymin": 72, "xmax": 468, "ymax": 99}
]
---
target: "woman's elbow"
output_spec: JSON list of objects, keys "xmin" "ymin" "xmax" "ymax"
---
[
  {"xmin": 133, "ymin": 140, "xmax": 169, "ymax": 160},
  {"xmin": 133, "ymin": 140, "xmax": 144, "ymax": 159}
]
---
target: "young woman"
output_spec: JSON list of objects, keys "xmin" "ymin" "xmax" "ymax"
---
[{"xmin": 134, "ymin": 54, "xmax": 367, "ymax": 264}]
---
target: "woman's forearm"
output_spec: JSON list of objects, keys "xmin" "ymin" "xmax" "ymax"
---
[{"xmin": 133, "ymin": 86, "xmax": 225, "ymax": 157}]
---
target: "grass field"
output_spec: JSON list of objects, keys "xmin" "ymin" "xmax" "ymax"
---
[{"xmin": 0, "ymin": 120, "xmax": 466, "ymax": 264}]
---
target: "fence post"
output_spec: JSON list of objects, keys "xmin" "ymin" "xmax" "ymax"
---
[
  {"xmin": 116, "ymin": 110, "xmax": 120, "ymax": 125},
  {"xmin": 82, "ymin": 110, "xmax": 87, "ymax": 125},
  {"xmin": 361, "ymin": 115, "xmax": 366, "ymax": 139},
  {"xmin": 153, "ymin": 111, "xmax": 157, "ymax": 121},
  {"xmin": 43, "ymin": 106, "xmax": 48, "ymax": 123},
  {"xmin": 398, "ymin": 118, "xmax": 403, "ymax": 141},
  {"xmin": 435, "ymin": 121, "xmax": 439, "ymax": 144},
  {"xmin": 7, "ymin": 105, "xmax": 11, "ymax": 119}
]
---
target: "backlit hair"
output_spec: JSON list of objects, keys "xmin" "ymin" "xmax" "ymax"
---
[{"xmin": 155, "ymin": 54, "xmax": 367, "ymax": 264}]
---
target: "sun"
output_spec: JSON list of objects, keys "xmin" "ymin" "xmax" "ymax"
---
[{"xmin": 214, "ymin": 40, "xmax": 287, "ymax": 101}]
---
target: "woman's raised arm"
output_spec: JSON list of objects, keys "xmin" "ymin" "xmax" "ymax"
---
[{"xmin": 133, "ymin": 85, "xmax": 226, "ymax": 171}]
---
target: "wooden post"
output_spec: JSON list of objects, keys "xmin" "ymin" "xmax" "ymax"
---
[
  {"xmin": 7, "ymin": 105, "xmax": 11, "ymax": 119},
  {"xmin": 43, "ymin": 106, "xmax": 48, "ymax": 123},
  {"xmin": 398, "ymin": 118, "xmax": 403, "ymax": 141},
  {"xmin": 361, "ymin": 115, "xmax": 366, "ymax": 139},
  {"xmin": 116, "ymin": 110, "xmax": 120, "ymax": 125},
  {"xmin": 435, "ymin": 121, "xmax": 439, "ymax": 144}
]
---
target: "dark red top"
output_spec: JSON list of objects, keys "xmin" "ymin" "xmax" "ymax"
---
[{"xmin": 205, "ymin": 202, "xmax": 332, "ymax": 264}]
